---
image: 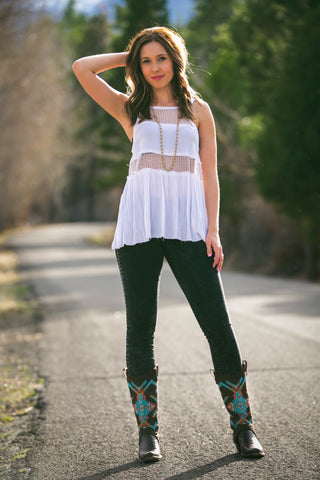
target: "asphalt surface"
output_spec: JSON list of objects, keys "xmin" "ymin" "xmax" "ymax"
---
[{"xmin": 7, "ymin": 223, "xmax": 320, "ymax": 480}]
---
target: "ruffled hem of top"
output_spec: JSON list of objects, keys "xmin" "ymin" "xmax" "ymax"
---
[{"xmin": 111, "ymin": 169, "xmax": 208, "ymax": 250}]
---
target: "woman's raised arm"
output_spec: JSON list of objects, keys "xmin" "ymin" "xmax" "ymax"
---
[{"xmin": 72, "ymin": 52, "xmax": 132, "ymax": 136}]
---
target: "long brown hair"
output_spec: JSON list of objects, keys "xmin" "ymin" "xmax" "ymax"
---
[{"xmin": 125, "ymin": 26, "xmax": 198, "ymax": 125}]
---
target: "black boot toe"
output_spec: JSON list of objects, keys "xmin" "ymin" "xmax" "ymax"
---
[
  {"xmin": 139, "ymin": 432, "xmax": 162, "ymax": 462},
  {"xmin": 234, "ymin": 430, "xmax": 264, "ymax": 458}
]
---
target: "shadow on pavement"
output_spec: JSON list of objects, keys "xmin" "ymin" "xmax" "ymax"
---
[
  {"xmin": 75, "ymin": 459, "xmax": 150, "ymax": 479},
  {"xmin": 163, "ymin": 454, "xmax": 242, "ymax": 479},
  {"xmin": 75, "ymin": 453, "xmax": 241, "ymax": 480}
]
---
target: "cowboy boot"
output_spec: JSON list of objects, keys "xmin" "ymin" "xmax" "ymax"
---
[
  {"xmin": 212, "ymin": 361, "xmax": 264, "ymax": 458},
  {"xmin": 124, "ymin": 365, "xmax": 162, "ymax": 462}
]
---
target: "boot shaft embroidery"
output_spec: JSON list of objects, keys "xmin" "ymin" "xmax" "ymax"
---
[
  {"xmin": 125, "ymin": 368, "xmax": 159, "ymax": 435},
  {"xmin": 128, "ymin": 378, "xmax": 157, "ymax": 430},
  {"xmin": 213, "ymin": 361, "xmax": 254, "ymax": 434},
  {"xmin": 218, "ymin": 375, "xmax": 252, "ymax": 429}
]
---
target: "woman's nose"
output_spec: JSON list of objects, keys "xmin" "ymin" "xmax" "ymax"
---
[{"xmin": 151, "ymin": 61, "xmax": 160, "ymax": 72}]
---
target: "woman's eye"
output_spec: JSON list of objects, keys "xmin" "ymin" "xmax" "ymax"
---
[
  {"xmin": 159, "ymin": 57, "xmax": 166, "ymax": 61},
  {"xmin": 141, "ymin": 59, "xmax": 150, "ymax": 64}
]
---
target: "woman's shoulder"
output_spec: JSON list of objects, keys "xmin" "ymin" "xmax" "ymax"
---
[
  {"xmin": 192, "ymin": 97, "xmax": 211, "ymax": 113},
  {"xmin": 191, "ymin": 98, "xmax": 214, "ymax": 127}
]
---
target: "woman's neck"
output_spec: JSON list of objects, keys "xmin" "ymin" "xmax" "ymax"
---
[{"xmin": 151, "ymin": 88, "xmax": 177, "ymax": 107}]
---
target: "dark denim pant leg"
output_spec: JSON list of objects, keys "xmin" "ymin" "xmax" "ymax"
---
[
  {"xmin": 163, "ymin": 240, "xmax": 242, "ymax": 375},
  {"xmin": 116, "ymin": 240, "xmax": 164, "ymax": 376}
]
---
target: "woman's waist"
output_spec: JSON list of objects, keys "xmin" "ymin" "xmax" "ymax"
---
[{"xmin": 128, "ymin": 153, "xmax": 202, "ymax": 176}]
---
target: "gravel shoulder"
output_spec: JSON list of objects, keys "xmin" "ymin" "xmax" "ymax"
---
[{"xmin": 0, "ymin": 244, "xmax": 44, "ymax": 479}]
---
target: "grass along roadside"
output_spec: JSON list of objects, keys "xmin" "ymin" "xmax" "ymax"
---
[{"xmin": 0, "ymin": 234, "xmax": 44, "ymax": 478}]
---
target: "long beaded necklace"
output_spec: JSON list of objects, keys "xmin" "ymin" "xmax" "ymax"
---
[{"xmin": 152, "ymin": 108, "xmax": 181, "ymax": 172}]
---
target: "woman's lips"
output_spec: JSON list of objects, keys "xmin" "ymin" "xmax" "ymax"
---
[{"xmin": 151, "ymin": 75, "xmax": 164, "ymax": 80}]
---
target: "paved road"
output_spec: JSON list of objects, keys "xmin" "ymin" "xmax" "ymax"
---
[{"xmin": 8, "ymin": 224, "xmax": 320, "ymax": 480}]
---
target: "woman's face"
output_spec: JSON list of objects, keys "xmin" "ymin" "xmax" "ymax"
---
[{"xmin": 139, "ymin": 41, "xmax": 174, "ymax": 90}]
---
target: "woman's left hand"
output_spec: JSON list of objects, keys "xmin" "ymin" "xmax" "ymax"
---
[{"xmin": 205, "ymin": 230, "xmax": 224, "ymax": 271}]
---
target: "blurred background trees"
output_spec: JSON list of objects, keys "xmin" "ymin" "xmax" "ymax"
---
[
  {"xmin": 230, "ymin": 0, "xmax": 320, "ymax": 279},
  {"xmin": 0, "ymin": 0, "xmax": 69, "ymax": 227},
  {"xmin": 0, "ymin": 0, "xmax": 318, "ymax": 279}
]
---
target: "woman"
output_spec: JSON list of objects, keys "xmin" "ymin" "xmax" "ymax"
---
[{"xmin": 73, "ymin": 26, "xmax": 264, "ymax": 463}]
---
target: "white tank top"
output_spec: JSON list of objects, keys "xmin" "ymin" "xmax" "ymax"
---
[{"xmin": 111, "ymin": 105, "xmax": 208, "ymax": 249}]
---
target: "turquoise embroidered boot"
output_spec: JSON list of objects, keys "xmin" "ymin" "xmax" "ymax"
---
[
  {"xmin": 212, "ymin": 361, "xmax": 264, "ymax": 458},
  {"xmin": 124, "ymin": 366, "xmax": 162, "ymax": 462}
]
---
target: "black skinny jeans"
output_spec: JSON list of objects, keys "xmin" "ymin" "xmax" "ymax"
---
[{"xmin": 116, "ymin": 238, "xmax": 242, "ymax": 377}]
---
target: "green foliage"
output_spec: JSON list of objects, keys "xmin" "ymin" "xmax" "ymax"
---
[
  {"xmin": 60, "ymin": 1, "xmax": 126, "ymax": 220},
  {"xmin": 187, "ymin": 1, "xmax": 250, "ymax": 224},
  {"xmin": 187, "ymin": 0, "xmax": 235, "ymax": 65},
  {"xmin": 113, "ymin": 0, "xmax": 169, "ymax": 51},
  {"xmin": 236, "ymin": 114, "xmax": 265, "ymax": 151},
  {"xmin": 205, "ymin": 24, "xmax": 249, "ymax": 113},
  {"xmin": 232, "ymin": 2, "xmax": 320, "ymax": 222},
  {"xmin": 229, "ymin": 0, "xmax": 320, "ymax": 276},
  {"xmin": 187, "ymin": 0, "xmax": 319, "ymax": 277},
  {"xmin": 230, "ymin": 0, "xmax": 297, "ymax": 114}
]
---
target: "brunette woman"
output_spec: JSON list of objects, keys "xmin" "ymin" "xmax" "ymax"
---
[{"xmin": 73, "ymin": 26, "xmax": 264, "ymax": 463}]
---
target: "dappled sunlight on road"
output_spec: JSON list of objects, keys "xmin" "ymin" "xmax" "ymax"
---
[{"xmin": 19, "ymin": 263, "xmax": 119, "ymax": 280}]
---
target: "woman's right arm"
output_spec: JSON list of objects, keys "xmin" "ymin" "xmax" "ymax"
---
[{"xmin": 72, "ymin": 52, "xmax": 131, "ymax": 134}]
